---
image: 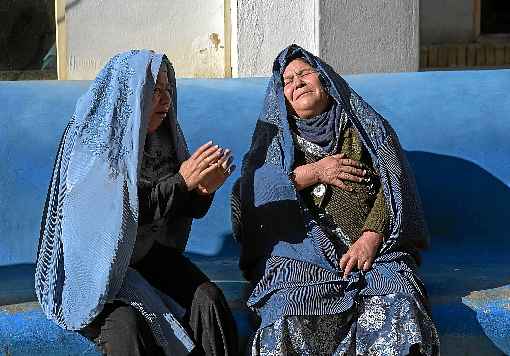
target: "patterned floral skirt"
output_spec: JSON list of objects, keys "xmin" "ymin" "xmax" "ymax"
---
[{"xmin": 251, "ymin": 293, "xmax": 440, "ymax": 356}]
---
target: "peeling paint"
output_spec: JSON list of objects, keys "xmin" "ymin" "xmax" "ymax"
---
[
  {"xmin": 209, "ymin": 33, "xmax": 221, "ymax": 50},
  {"xmin": 191, "ymin": 33, "xmax": 225, "ymax": 78}
]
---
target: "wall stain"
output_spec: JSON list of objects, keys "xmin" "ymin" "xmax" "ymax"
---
[
  {"xmin": 191, "ymin": 33, "xmax": 224, "ymax": 78},
  {"xmin": 209, "ymin": 33, "xmax": 221, "ymax": 50}
]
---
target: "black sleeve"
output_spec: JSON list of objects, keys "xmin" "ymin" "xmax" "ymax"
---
[
  {"xmin": 138, "ymin": 173, "xmax": 214, "ymax": 224},
  {"xmin": 187, "ymin": 189, "xmax": 214, "ymax": 219}
]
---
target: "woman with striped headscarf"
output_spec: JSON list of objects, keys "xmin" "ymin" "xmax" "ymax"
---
[{"xmin": 232, "ymin": 45, "xmax": 439, "ymax": 355}]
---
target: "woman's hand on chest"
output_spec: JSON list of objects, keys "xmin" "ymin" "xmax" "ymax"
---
[{"xmin": 292, "ymin": 154, "xmax": 367, "ymax": 191}]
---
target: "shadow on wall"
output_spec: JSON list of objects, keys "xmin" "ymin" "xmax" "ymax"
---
[
  {"xmin": 408, "ymin": 151, "xmax": 510, "ymax": 354},
  {"xmin": 408, "ymin": 151, "xmax": 510, "ymax": 252}
]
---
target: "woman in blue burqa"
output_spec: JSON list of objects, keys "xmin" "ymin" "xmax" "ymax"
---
[
  {"xmin": 35, "ymin": 50, "xmax": 238, "ymax": 355},
  {"xmin": 232, "ymin": 45, "xmax": 440, "ymax": 355}
]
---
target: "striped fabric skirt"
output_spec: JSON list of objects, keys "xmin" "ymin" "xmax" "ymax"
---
[{"xmin": 251, "ymin": 292, "xmax": 440, "ymax": 356}]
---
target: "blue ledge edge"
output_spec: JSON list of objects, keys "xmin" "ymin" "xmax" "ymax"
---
[{"xmin": 462, "ymin": 284, "xmax": 510, "ymax": 354}]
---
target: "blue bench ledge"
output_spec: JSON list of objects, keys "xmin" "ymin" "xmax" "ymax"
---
[
  {"xmin": 463, "ymin": 285, "xmax": 510, "ymax": 353},
  {"xmin": 1, "ymin": 70, "xmax": 510, "ymax": 355}
]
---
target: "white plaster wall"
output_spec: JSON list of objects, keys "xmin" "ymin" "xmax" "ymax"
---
[
  {"xmin": 319, "ymin": 0, "xmax": 419, "ymax": 74},
  {"xmin": 236, "ymin": 0, "xmax": 319, "ymax": 77},
  {"xmin": 64, "ymin": 0, "xmax": 226, "ymax": 79},
  {"xmin": 420, "ymin": 0, "xmax": 475, "ymax": 45}
]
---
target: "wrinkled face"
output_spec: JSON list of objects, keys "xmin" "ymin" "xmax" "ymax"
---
[
  {"xmin": 282, "ymin": 59, "xmax": 330, "ymax": 119},
  {"xmin": 147, "ymin": 67, "xmax": 172, "ymax": 134}
]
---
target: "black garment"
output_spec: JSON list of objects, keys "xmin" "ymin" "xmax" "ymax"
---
[
  {"xmin": 79, "ymin": 146, "xmax": 236, "ymax": 355},
  {"xmin": 132, "ymin": 171, "xmax": 214, "ymax": 264},
  {"xmin": 138, "ymin": 171, "xmax": 213, "ymax": 225},
  {"xmin": 80, "ymin": 244, "xmax": 239, "ymax": 356},
  {"xmin": 79, "ymin": 301, "xmax": 162, "ymax": 356}
]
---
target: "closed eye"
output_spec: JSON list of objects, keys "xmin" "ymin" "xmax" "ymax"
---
[{"xmin": 283, "ymin": 69, "xmax": 318, "ymax": 87}]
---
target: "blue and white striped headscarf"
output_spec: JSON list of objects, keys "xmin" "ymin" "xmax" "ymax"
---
[
  {"xmin": 35, "ymin": 50, "xmax": 195, "ymax": 355},
  {"xmin": 237, "ymin": 44, "xmax": 430, "ymax": 327}
]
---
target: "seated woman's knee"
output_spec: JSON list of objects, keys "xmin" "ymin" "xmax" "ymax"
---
[
  {"xmin": 195, "ymin": 281, "xmax": 225, "ymax": 306},
  {"xmin": 103, "ymin": 305, "xmax": 141, "ymax": 340}
]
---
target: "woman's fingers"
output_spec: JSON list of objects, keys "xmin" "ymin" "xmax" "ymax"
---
[
  {"xmin": 357, "ymin": 256, "xmax": 366, "ymax": 270},
  {"xmin": 339, "ymin": 165, "xmax": 366, "ymax": 177},
  {"xmin": 341, "ymin": 255, "xmax": 372, "ymax": 277},
  {"xmin": 221, "ymin": 155, "xmax": 234, "ymax": 171},
  {"xmin": 331, "ymin": 154, "xmax": 360, "ymax": 166},
  {"xmin": 200, "ymin": 162, "xmax": 220, "ymax": 177},
  {"xmin": 215, "ymin": 149, "xmax": 236, "ymax": 175},
  {"xmin": 340, "ymin": 158, "xmax": 363, "ymax": 168},
  {"xmin": 343, "ymin": 256, "xmax": 357, "ymax": 279},
  {"xmin": 338, "ymin": 172, "xmax": 364, "ymax": 183},
  {"xmin": 362, "ymin": 260, "xmax": 373, "ymax": 271},
  {"xmin": 339, "ymin": 253, "xmax": 349, "ymax": 271},
  {"xmin": 341, "ymin": 244, "xmax": 375, "ymax": 278},
  {"xmin": 331, "ymin": 179, "xmax": 353, "ymax": 191},
  {"xmin": 198, "ymin": 144, "xmax": 220, "ymax": 160},
  {"xmin": 191, "ymin": 141, "xmax": 214, "ymax": 159},
  {"xmin": 217, "ymin": 149, "xmax": 232, "ymax": 167},
  {"xmin": 197, "ymin": 145, "xmax": 221, "ymax": 167},
  {"xmin": 331, "ymin": 153, "xmax": 346, "ymax": 159},
  {"xmin": 201, "ymin": 149, "xmax": 223, "ymax": 168}
]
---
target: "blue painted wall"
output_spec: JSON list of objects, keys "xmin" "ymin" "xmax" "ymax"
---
[
  {"xmin": 1, "ymin": 70, "xmax": 509, "ymax": 265},
  {"xmin": 1, "ymin": 71, "xmax": 510, "ymax": 354}
]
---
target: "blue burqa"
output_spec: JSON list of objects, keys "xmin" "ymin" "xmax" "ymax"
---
[
  {"xmin": 35, "ymin": 50, "xmax": 195, "ymax": 355},
  {"xmin": 237, "ymin": 45, "xmax": 431, "ymax": 328}
]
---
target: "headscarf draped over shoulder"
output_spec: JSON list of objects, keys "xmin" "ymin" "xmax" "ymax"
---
[
  {"xmin": 35, "ymin": 50, "xmax": 194, "ymax": 355},
  {"xmin": 237, "ymin": 44, "xmax": 429, "ymax": 280}
]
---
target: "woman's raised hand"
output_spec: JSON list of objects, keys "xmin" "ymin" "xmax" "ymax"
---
[
  {"xmin": 179, "ymin": 141, "xmax": 224, "ymax": 191},
  {"xmin": 314, "ymin": 154, "xmax": 366, "ymax": 191},
  {"xmin": 196, "ymin": 148, "xmax": 236, "ymax": 195}
]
